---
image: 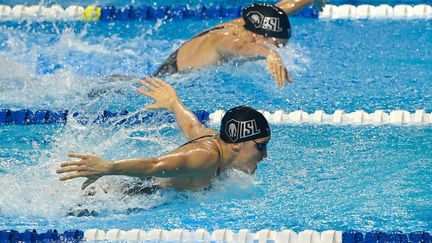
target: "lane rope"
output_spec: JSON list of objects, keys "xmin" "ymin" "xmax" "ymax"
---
[
  {"xmin": 0, "ymin": 109, "xmax": 430, "ymax": 126},
  {"xmin": 1, "ymin": 4, "xmax": 430, "ymax": 22},
  {"xmin": 0, "ymin": 4, "xmax": 317, "ymax": 22},
  {"xmin": 320, "ymin": 4, "xmax": 432, "ymax": 19},
  {"xmin": 1, "ymin": 228, "xmax": 431, "ymax": 242}
]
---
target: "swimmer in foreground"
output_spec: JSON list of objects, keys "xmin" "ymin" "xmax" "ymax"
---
[
  {"xmin": 153, "ymin": 0, "xmax": 325, "ymax": 86},
  {"xmin": 57, "ymin": 77, "xmax": 270, "ymax": 191}
]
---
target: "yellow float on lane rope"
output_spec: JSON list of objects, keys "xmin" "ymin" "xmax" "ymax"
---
[{"xmin": 82, "ymin": 5, "xmax": 101, "ymax": 21}]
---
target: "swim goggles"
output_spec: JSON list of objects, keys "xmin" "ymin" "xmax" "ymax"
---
[{"xmin": 253, "ymin": 140, "xmax": 268, "ymax": 152}]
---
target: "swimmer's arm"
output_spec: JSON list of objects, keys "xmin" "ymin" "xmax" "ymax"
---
[
  {"xmin": 218, "ymin": 40, "xmax": 292, "ymax": 85},
  {"xmin": 220, "ymin": 18, "xmax": 245, "ymax": 27},
  {"xmin": 111, "ymin": 149, "xmax": 219, "ymax": 178},
  {"xmin": 218, "ymin": 39, "xmax": 276, "ymax": 58},
  {"xmin": 218, "ymin": 0, "xmax": 317, "ymax": 26},
  {"xmin": 137, "ymin": 77, "xmax": 214, "ymax": 140},
  {"xmin": 221, "ymin": 0, "xmax": 324, "ymax": 26},
  {"xmin": 169, "ymin": 98, "xmax": 216, "ymax": 140},
  {"xmin": 276, "ymin": 0, "xmax": 325, "ymax": 14},
  {"xmin": 57, "ymin": 151, "xmax": 218, "ymax": 189}
]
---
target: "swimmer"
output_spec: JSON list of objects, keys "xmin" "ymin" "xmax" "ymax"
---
[
  {"xmin": 153, "ymin": 0, "xmax": 326, "ymax": 86},
  {"xmin": 56, "ymin": 77, "xmax": 271, "ymax": 191}
]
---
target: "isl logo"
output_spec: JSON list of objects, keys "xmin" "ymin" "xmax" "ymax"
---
[
  {"xmin": 246, "ymin": 11, "xmax": 282, "ymax": 32},
  {"xmin": 225, "ymin": 119, "xmax": 261, "ymax": 142}
]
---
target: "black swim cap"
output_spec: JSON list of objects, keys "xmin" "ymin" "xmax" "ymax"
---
[
  {"xmin": 242, "ymin": 3, "xmax": 291, "ymax": 39},
  {"xmin": 220, "ymin": 106, "xmax": 271, "ymax": 144}
]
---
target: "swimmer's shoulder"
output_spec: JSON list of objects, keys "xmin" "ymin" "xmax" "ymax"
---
[
  {"xmin": 181, "ymin": 24, "xmax": 239, "ymax": 49},
  {"xmin": 188, "ymin": 135, "xmax": 220, "ymax": 152},
  {"xmin": 219, "ymin": 17, "xmax": 245, "ymax": 28},
  {"xmin": 178, "ymin": 144, "xmax": 221, "ymax": 173},
  {"xmin": 182, "ymin": 136, "xmax": 221, "ymax": 161}
]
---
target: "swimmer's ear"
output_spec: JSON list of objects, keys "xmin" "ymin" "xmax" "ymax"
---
[
  {"xmin": 231, "ymin": 143, "xmax": 242, "ymax": 152},
  {"xmin": 250, "ymin": 33, "xmax": 260, "ymax": 41}
]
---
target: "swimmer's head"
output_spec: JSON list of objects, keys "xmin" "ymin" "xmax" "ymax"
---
[
  {"xmin": 242, "ymin": 3, "xmax": 291, "ymax": 40},
  {"xmin": 220, "ymin": 106, "xmax": 271, "ymax": 174},
  {"xmin": 220, "ymin": 106, "xmax": 270, "ymax": 144}
]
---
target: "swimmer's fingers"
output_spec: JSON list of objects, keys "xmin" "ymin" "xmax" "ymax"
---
[
  {"xmin": 268, "ymin": 61, "xmax": 277, "ymax": 84},
  {"xmin": 145, "ymin": 77, "xmax": 161, "ymax": 88},
  {"xmin": 58, "ymin": 174, "xmax": 76, "ymax": 181},
  {"xmin": 152, "ymin": 78, "xmax": 176, "ymax": 96},
  {"xmin": 272, "ymin": 72, "xmax": 280, "ymax": 86},
  {"xmin": 145, "ymin": 103, "xmax": 160, "ymax": 110},
  {"xmin": 267, "ymin": 57, "xmax": 283, "ymax": 86},
  {"xmin": 56, "ymin": 165, "xmax": 88, "ymax": 174},
  {"xmin": 154, "ymin": 78, "xmax": 174, "ymax": 91},
  {"xmin": 139, "ymin": 79, "xmax": 158, "ymax": 92},
  {"xmin": 154, "ymin": 78, "xmax": 167, "ymax": 87},
  {"xmin": 136, "ymin": 88, "xmax": 155, "ymax": 99},
  {"xmin": 267, "ymin": 52, "xmax": 283, "ymax": 86},
  {"xmin": 273, "ymin": 66, "xmax": 280, "ymax": 86},
  {"xmin": 58, "ymin": 171, "xmax": 91, "ymax": 181},
  {"xmin": 68, "ymin": 153, "xmax": 97, "ymax": 160},
  {"xmin": 286, "ymin": 70, "xmax": 293, "ymax": 84},
  {"xmin": 280, "ymin": 65, "xmax": 293, "ymax": 85},
  {"xmin": 277, "ymin": 63, "xmax": 285, "ymax": 86},
  {"xmin": 273, "ymin": 63, "xmax": 283, "ymax": 86},
  {"xmin": 59, "ymin": 160, "xmax": 86, "ymax": 167},
  {"xmin": 149, "ymin": 78, "xmax": 175, "ymax": 95}
]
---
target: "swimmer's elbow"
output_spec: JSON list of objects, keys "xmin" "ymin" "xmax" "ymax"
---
[
  {"xmin": 184, "ymin": 123, "xmax": 207, "ymax": 140},
  {"xmin": 146, "ymin": 159, "xmax": 169, "ymax": 177}
]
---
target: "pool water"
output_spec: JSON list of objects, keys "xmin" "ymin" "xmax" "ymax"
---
[{"xmin": 0, "ymin": 4, "xmax": 431, "ymax": 233}]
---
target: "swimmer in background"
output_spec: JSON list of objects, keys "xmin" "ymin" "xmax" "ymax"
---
[
  {"xmin": 153, "ymin": 0, "xmax": 326, "ymax": 86},
  {"xmin": 57, "ymin": 77, "xmax": 271, "ymax": 192}
]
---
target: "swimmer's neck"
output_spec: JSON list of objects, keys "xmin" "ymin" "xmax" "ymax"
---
[{"xmin": 215, "ymin": 136, "xmax": 236, "ymax": 170}]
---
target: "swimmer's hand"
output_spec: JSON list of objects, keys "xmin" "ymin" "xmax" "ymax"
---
[
  {"xmin": 57, "ymin": 153, "xmax": 113, "ymax": 190},
  {"xmin": 267, "ymin": 51, "xmax": 293, "ymax": 86},
  {"xmin": 136, "ymin": 77, "xmax": 180, "ymax": 111}
]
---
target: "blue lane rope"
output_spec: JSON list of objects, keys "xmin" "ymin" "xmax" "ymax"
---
[
  {"xmin": 0, "ymin": 229, "xmax": 84, "ymax": 242},
  {"xmin": 97, "ymin": 4, "xmax": 318, "ymax": 21},
  {"xmin": 342, "ymin": 230, "xmax": 431, "ymax": 243},
  {"xmin": 0, "ymin": 4, "xmax": 319, "ymax": 22},
  {"xmin": 0, "ymin": 109, "xmax": 209, "ymax": 126}
]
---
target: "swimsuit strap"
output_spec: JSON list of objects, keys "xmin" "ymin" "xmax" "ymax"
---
[
  {"xmin": 192, "ymin": 25, "xmax": 230, "ymax": 39},
  {"xmin": 178, "ymin": 134, "xmax": 216, "ymax": 148}
]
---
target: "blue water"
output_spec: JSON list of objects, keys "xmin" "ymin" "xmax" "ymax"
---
[{"xmin": 0, "ymin": 8, "xmax": 432, "ymax": 233}]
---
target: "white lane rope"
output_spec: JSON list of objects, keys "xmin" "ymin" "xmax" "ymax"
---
[
  {"xmin": 209, "ymin": 110, "xmax": 432, "ymax": 126},
  {"xmin": 83, "ymin": 228, "xmax": 341, "ymax": 242}
]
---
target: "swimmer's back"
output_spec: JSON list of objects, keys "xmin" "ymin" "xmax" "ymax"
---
[{"xmin": 176, "ymin": 25, "xmax": 238, "ymax": 71}]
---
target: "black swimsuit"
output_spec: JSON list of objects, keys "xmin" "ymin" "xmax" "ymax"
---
[{"xmin": 153, "ymin": 26, "xmax": 229, "ymax": 77}]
